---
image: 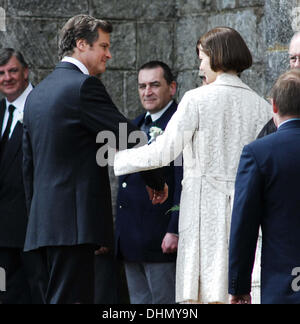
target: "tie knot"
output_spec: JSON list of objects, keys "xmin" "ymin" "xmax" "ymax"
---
[
  {"xmin": 8, "ymin": 104, "xmax": 16, "ymax": 115},
  {"xmin": 144, "ymin": 115, "xmax": 152, "ymax": 126}
]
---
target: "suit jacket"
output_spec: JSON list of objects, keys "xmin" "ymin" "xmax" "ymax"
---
[
  {"xmin": 229, "ymin": 120, "xmax": 300, "ymax": 304},
  {"xmin": 115, "ymin": 101, "xmax": 183, "ymax": 262},
  {"xmin": 23, "ymin": 62, "xmax": 165, "ymax": 252},
  {"xmin": 257, "ymin": 118, "xmax": 277, "ymax": 139},
  {"xmin": 0, "ymin": 99, "xmax": 28, "ymax": 248}
]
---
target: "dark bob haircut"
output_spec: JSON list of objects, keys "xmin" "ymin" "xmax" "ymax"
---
[
  {"xmin": 271, "ymin": 69, "xmax": 300, "ymax": 117},
  {"xmin": 196, "ymin": 27, "xmax": 252, "ymax": 74}
]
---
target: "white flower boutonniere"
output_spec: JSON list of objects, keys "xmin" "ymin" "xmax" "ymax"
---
[{"xmin": 148, "ymin": 126, "xmax": 164, "ymax": 144}]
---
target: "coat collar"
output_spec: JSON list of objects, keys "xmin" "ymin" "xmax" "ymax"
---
[
  {"xmin": 277, "ymin": 119, "xmax": 300, "ymax": 132},
  {"xmin": 213, "ymin": 73, "xmax": 253, "ymax": 92},
  {"xmin": 55, "ymin": 61, "xmax": 83, "ymax": 74}
]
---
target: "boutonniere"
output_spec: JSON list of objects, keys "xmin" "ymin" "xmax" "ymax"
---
[
  {"xmin": 148, "ymin": 126, "xmax": 164, "ymax": 144},
  {"xmin": 17, "ymin": 112, "xmax": 24, "ymax": 124}
]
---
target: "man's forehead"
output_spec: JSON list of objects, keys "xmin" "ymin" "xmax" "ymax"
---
[
  {"xmin": 0, "ymin": 56, "xmax": 22, "ymax": 70},
  {"xmin": 289, "ymin": 35, "xmax": 300, "ymax": 54},
  {"xmin": 138, "ymin": 67, "xmax": 164, "ymax": 83}
]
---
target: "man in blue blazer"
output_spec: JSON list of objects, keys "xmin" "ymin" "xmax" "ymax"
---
[
  {"xmin": 23, "ymin": 16, "xmax": 167, "ymax": 304},
  {"xmin": 115, "ymin": 61, "xmax": 183, "ymax": 304},
  {"xmin": 229, "ymin": 69, "xmax": 300, "ymax": 304}
]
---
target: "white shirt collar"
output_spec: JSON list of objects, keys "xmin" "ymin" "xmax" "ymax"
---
[
  {"xmin": 146, "ymin": 100, "xmax": 174, "ymax": 122},
  {"xmin": 61, "ymin": 56, "xmax": 89, "ymax": 75},
  {"xmin": 278, "ymin": 118, "xmax": 300, "ymax": 129},
  {"xmin": 6, "ymin": 83, "xmax": 33, "ymax": 114},
  {"xmin": 2, "ymin": 83, "xmax": 33, "ymax": 138}
]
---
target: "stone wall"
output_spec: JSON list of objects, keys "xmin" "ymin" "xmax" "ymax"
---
[{"xmin": 0, "ymin": 0, "xmax": 299, "ymax": 212}]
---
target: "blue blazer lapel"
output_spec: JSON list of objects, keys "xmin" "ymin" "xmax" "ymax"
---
[{"xmin": 152, "ymin": 101, "xmax": 177, "ymax": 130}]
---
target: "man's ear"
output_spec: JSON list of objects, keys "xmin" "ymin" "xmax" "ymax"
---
[
  {"xmin": 170, "ymin": 81, "xmax": 177, "ymax": 97},
  {"xmin": 272, "ymin": 99, "xmax": 279, "ymax": 128},
  {"xmin": 272, "ymin": 99, "xmax": 279, "ymax": 114},
  {"xmin": 76, "ymin": 39, "xmax": 88, "ymax": 52}
]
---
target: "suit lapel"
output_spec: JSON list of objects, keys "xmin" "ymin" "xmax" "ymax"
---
[
  {"xmin": 0, "ymin": 121, "xmax": 23, "ymax": 177},
  {"xmin": 152, "ymin": 101, "xmax": 177, "ymax": 130},
  {"xmin": 0, "ymin": 99, "xmax": 6, "ymax": 136}
]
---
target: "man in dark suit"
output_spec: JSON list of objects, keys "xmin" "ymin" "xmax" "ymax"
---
[
  {"xmin": 0, "ymin": 48, "xmax": 34, "ymax": 304},
  {"xmin": 115, "ymin": 61, "xmax": 182, "ymax": 304},
  {"xmin": 229, "ymin": 69, "xmax": 300, "ymax": 304},
  {"xmin": 23, "ymin": 15, "xmax": 167, "ymax": 304}
]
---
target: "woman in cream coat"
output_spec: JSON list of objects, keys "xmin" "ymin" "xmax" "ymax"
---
[{"xmin": 114, "ymin": 27, "xmax": 272, "ymax": 304}]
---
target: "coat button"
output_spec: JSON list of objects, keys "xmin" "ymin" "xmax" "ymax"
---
[{"xmin": 122, "ymin": 182, "xmax": 127, "ymax": 188}]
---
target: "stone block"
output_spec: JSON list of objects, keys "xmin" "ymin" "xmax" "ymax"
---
[
  {"xmin": 175, "ymin": 15, "xmax": 208, "ymax": 71},
  {"xmin": 264, "ymin": 50, "xmax": 290, "ymax": 96},
  {"xmin": 264, "ymin": 0, "xmax": 295, "ymax": 47},
  {"xmin": 238, "ymin": 0, "xmax": 265, "ymax": 7},
  {"xmin": 0, "ymin": 17, "xmax": 58, "ymax": 68},
  {"xmin": 7, "ymin": 0, "xmax": 88, "ymax": 17},
  {"xmin": 207, "ymin": 8, "xmax": 264, "ymax": 63},
  {"xmin": 137, "ymin": 22, "xmax": 174, "ymax": 69},
  {"xmin": 90, "ymin": 0, "xmax": 176, "ymax": 20},
  {"xmin": 176, "ymin": 70, "xmax": 203, "ymax": 101},
  {"xmin": 100, "ymin": 70, "xmax": 125, "ymax": 112},
  {"xmin": 176, "ymin": 0, "xmax": 212, "ymax": 16},
  {"xmin": 124, "ymin": 71, "xmax": 143, "ymax": 120},
  {"xmin": 240, "ymin": 63, "xmax": 267, "ymax": 97},
  {"xmin": 106, "ymin": 22, "xmax": 136, "ymax": 70},
  {"xmin": 215, "ymin": 0, "xmax": 236, "ymax": 11}
]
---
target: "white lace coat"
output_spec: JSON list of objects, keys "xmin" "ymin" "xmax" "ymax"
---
[{"xmin": 114, "ymin": 73, "xmax": 272, "ymax": 303}]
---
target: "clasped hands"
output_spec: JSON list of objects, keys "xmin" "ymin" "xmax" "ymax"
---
[{"xmin": 146, "ymin": 183, "xmax": 169, "ymax": 205}]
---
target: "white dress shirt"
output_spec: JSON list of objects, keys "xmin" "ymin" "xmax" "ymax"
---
[
  {"xmin": 1, "ymin": 83, "xmax": 33, "ymax": 138},
  {"xmin": 61, "ymin": 56, "xmax": 89, "ymax": 75},
  {"xmin": 145, "ymin": 100, "xmax": 174, "ymax": 122}
]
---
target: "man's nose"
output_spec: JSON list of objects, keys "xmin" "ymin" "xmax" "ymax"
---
[
  {"xmin": 3, "ymin": 71, "xmax": 12, "ymax": 81},
  {"xmin": 293, "ymin": 59, "xmax": 300, "ymax": 68},
  {"xmin": 106, "ymin": 49, "xmax": 112, "ymax": 59},
  {"xmin": 145, "ymin": 85, "xmax": 153, "ymax": 96}
]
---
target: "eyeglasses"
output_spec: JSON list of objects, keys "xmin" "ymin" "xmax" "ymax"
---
[{"xmin": 289, "ymin": 55, "xmax": 300, "ymax": 63}]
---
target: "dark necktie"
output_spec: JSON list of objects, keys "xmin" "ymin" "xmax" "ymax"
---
[
  {"xmin": 141, "ymin": 114, "xmax": 153, "ymax": 135},
  {"xmin": 0, "ymin": 104, "xmax": 16, "ymax": 157}
]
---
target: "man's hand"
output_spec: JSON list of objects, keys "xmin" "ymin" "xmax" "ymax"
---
[
  {"xmin": 95, "ymin": 247, "xmax": 110, "ymax": 256},
  {"xmin": 229, "ymin": 294, "xmax": 251, "ymax": 304},
  {"xmin": 146, "ymin": 183, "xmax": 168, "ymax": 205},
  {"xmin": 161, "ymin": 233, "xmax": 178, "ymax": 254}
]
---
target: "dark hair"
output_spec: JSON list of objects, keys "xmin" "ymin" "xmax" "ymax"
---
[
  {"xmin": 0, "ymin": 48, "xmax": 28, "ymax": 68},
  {"xmin": 138, "ymin": 61, "xmax": 175, "ymax": 85},
  {"xmin": 58, "ymin": 14, "xmax": 113, "ymax": 60},
  {"xmin": 196, "ymin": 27, "xmax": 252, "ymax": 74},
  {"xmin": 271, "ymin": 69, "xmax": 300, "ymax": 117}
]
